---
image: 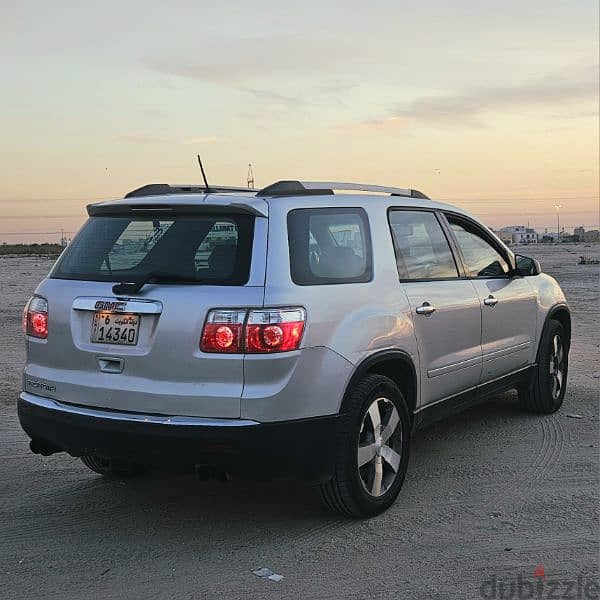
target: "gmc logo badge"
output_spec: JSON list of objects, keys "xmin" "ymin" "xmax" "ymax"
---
[{"xmin": 95, "ymin": 300, "xmax": 127, "ymax": 311}]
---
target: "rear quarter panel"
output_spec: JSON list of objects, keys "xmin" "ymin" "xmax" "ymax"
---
[{"xmin": 255, "ymin": 198, "xmax": 420, "ymax": 418}]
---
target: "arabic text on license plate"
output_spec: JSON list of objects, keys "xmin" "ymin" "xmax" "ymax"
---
[{"xmin": 91, "ymin": 312, "xmax": 140, "ymax": 345}]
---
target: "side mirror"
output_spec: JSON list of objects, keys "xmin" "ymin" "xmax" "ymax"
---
[{"xmin": 513, "ymin": 254, "xmax": 542, "ymax": 277}]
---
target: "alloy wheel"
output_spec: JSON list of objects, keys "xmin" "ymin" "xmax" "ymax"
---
[
  {"xmin": 357, "ymin": 397, "xmax": 403, "ymax": 497},
  {"xmin": 549, "ymin": 334, "xmax": 565, "ymax": 400}
]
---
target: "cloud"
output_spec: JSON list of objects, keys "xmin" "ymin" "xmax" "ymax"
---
[
  {"xmin": 144, "ymin": 36, "xmax": 360, "ymax": 110},
  {"xmin": 357, "ymin": 116, "xmax": 405, "ymax": 129},
  {"xmin": 118, "ymin": 134, "xmax": 218, "ymax": 145},
  {"xmin": 244, "ymin": 88, "xmax": 304, "ymax": 107},
  {"xmin": 145, "ymin": 36, "xmax": 352, "ymax": 86},
  {"xmin": 117, "ymin": 134, "xmax": 168, "ymax": 144},
  {"xmin": 337, "ymin": 66, "xmax": 597, "ymax": 132},
  {"xmin": 317, "ymin": 80, "xmax": 357, "ymax": 95},
  {"xmin": 237, "ymin": 111, "xmax": 267, "ymax": 120},
  {"xmin": 391, "ymin": 66, "xmax": 598, "ymax": 125},
  {"xmin": 239, "ymin": 80, "xmax": 357, "ymax": 114},
  {"xmin": 333, "ymin": 115, "xmax": 406, "ymax": 133},
  {"xmin": 184, "ymin": 136, "xmax": 218, "ymax": 144}
]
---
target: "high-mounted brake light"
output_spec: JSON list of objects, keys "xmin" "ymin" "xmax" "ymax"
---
[
  {"xmin": 23, "ymin": 296, "xmax": 48, "ymax": 339},
  {"xmin": 200, "ymin": 307, "xmax": 305, "ymax": 354}
]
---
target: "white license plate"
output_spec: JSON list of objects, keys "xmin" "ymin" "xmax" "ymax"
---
[{"xmin": 91, "ymin": 312, "xmax": 140, "ymax": 345}]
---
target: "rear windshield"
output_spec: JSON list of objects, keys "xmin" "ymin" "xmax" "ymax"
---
[{"xmin": 52, "ymin": 214, "xmax": 254, "ymax": 285}]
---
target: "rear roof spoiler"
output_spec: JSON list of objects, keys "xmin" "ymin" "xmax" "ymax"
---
[{"xmin": 124, "ymin": 183, "xmax": 254, "ymax": 198}]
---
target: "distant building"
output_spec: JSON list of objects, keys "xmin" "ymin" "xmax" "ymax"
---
[
  {"xmin": 583, "ymin": 229, "xmax": 600, "ymax": 243},
  {"xmin": 561, "ymin": 234, "xmax": 578, "ymax": 243},
  {"xmin": 499, "ymin": 225, "xmax": 538, "ymax": 244},
  {"xmin": 569, "ymin": 226, "xmax": 600, "ymax": 243},
  {"xmin": 495, "ymin": 230, "xmax": 513, "ymax": 245}
]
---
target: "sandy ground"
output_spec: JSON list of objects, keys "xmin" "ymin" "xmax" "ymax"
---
[{"xmin": 0, "ymin": 244, "xmax": 598, "ymax": 600}]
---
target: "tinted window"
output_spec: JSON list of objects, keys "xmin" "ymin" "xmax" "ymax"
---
[
  {"xmin": 448, "ymin": 218, "xmax": 509, "ymax": 277},
  {"xmin": 388, "ymin": 210, "xmax": 459, "ymax": 280},
  {"xmin": 288, "ymin": 208, "xmax": 372, "ymax": 285},
  {"xmin": 52, "ymin": 214, "xmax": 253, "ymax": 285}
]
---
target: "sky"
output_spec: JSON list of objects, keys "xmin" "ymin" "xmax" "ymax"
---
[{"xmin": 1, "ymin": 0, "xmax": 598, "ymax": 243}]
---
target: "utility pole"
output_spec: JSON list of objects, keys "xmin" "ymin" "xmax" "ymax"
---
[
  {"xmin": 554, "ymin": 204, "xmax": 562, "ymax": 244},
  {"xmin": 247, "ymin": 163, "xmax": 255, "ymax": 189}
]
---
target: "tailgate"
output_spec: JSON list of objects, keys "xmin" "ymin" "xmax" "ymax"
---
[{"xmin": 24, "ymin": 208, "xmax": 267, "ymax": 418}]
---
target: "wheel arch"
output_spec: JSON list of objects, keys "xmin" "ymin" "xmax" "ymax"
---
[
  {"xmin": 535, "ymin": 304, "xmax": 571, "ymax": 366},
  {"xmin": 340, "ymin": 350, "xmax": 418, "ymax": 424},
  {"xmin": 544, "ymin": 304, "xmax": 571, "ymax": 352}
]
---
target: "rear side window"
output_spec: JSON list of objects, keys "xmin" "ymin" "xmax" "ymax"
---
[
  {"xmin": 52, "ymin": 214, "xmax": 253, "ymax": 285},
  {"xmin": 388, "ymin": 210, "xmax": 459, "ymax": 280},
  {"xmin": 287, "ymin": 208, "xmax": 372, "ymax": 285}
]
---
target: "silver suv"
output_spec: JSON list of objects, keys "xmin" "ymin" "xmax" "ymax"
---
[{"xmin": 19, "ymin": 180, "xmax": 570, "ymax": 517}]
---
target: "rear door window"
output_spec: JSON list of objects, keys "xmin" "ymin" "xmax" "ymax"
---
[
  {"xmin": 388, "ymin": 210, "xmax": 459, "ymax": 280},
  {"xmin": 52, "ymin": 214, "xmax": 253, "ymax": 285},
  {"xmin": 287, "ymin": 208, "xmax": 372, "ymax": 285}
]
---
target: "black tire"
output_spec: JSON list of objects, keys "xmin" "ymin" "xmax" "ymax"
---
[
  {"xmin": 519, "ymin": 319, "xmax": 569, "ymax": 414},
  {"xmin": 319, "ymin": 374, "xmax": 411, "ymax": 518},
  {"xmin": 80, "ymin": 454, "xmax": 143, "ymax": 478}
]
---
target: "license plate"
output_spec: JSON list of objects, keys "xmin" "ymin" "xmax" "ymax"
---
[{"xmin": 91, "ymin": 312, "xmax": 140, "ymax": 345}]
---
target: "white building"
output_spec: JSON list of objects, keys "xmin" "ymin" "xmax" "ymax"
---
[
  {"xmin": 495, "ymin": 230, "xmax": 513, "ymax": 245},
  {"xmin": 499, "ymin": 225, "xmax": 538, "ymax": 244}
]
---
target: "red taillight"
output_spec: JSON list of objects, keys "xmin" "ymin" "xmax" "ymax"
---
[
  {"xmin": 23, "ymin": 296, "xmax": 48, "ymax": 339},
  {"xmin": 201, "ymin": 307, "xmax": 305, "ymax": 354},
  {"xmin": 214, "ymin": 325, "xmax": 235, "ymax": 348},
  {"xmin": 245, "ymin": 308, "xmax": 306, "ymax": 353},
  {"xmin": 200, "ymin": 310, "xmax": 245, "ymax": 353},
  {"xmin": 262, "ymin": 325, "xmax": 284, "ymax": 348}
]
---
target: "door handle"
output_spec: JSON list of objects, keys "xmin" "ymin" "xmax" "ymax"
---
[
  {"xmin": 483, "ymin": 295, "xmax": 498, "ymax": 307},
  {"xmin": 416, "ymin": 302, "xmax": 436, "ymax": 316},
  {"xmin": 98, "ymin": 356, "xmax": 124, "ymax": 374}
]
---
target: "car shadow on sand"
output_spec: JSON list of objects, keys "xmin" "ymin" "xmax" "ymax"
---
[{"xmin": 6, "ymin": 391, "xmax": 547, "ymax": 546}]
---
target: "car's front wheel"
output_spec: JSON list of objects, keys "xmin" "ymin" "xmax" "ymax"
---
[
  {"xmin": 319, "ymin": 374, "xmax": 411, "ymax": 518},
  {"xmin": 80, "ymin": 454, "xmax": 144, "ymax": 478},
  {"xmin": 519, "ymin": 319, "xmax": 569, "ymax": 414}
]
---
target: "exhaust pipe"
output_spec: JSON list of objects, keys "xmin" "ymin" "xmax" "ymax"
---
[{"xmin": 29, "ymin": 439, "xmax": 60, "ymax": 456}]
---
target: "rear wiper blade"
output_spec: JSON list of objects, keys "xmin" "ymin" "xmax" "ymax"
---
[{"xmin": 112, "ymin": 272, "xmax": 204, "ymax": 295}]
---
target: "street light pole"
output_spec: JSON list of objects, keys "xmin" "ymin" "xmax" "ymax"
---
[{"xmin": 554, "ymin": 204, "xmax": 562, "ymax": 243}]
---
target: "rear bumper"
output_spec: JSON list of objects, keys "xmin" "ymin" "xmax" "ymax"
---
[{"xmin": 18, "ymin": 392, "xmax": 339, "ymax": 482}]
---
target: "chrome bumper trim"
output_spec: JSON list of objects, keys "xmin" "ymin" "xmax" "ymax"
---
[{"xmin": 19, "ymin": 392, "xmax": 260, "ymax": 427}]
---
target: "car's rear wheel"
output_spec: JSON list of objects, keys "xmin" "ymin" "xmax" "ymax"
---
[
  {"xmin": 80, "ymin": 454, "xmax": 143, "ymax": 478},
  {"xmin": 319, "ymin": 374, "xmax": 410, "ymax": 518},
  {"xmin": 519, "ymin": 319, "xmax": 568, "ymax": 414}
]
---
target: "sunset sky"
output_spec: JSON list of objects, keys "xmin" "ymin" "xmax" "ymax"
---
[{"xmin": 1, "ymin": 0, "xmax": 598, "ymax": 242}]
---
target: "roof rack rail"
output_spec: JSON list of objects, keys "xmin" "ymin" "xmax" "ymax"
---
[
  {"xmin": 124, "ymin": 183, "xmax": 254, "ymax": 198},
  {"xmin": 256, "ymin": 180, "xmax": 429, "ymax": 199}
]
